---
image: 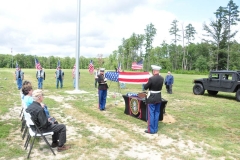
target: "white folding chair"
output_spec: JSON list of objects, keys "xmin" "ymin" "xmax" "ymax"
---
[
  {"xmin": 23, "ymin": 111, "xmax": 55, "ymax": 159},
  {"xmin": 20, "ymin": 101, "xmax": 27, "ymax": 135}
]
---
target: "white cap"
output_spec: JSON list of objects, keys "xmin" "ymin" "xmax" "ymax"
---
[
  {"xmin": 151, "ymin": 65, "xmax": 161, "ymax": 70},
  {"xmin": 100, "ymin": 68, "xmax": 105, "ymax": 72}
]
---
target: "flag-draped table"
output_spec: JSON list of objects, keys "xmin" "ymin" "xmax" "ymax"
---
[{"xmin": 122, "ymin": 95, "xmax": 168, "ymax": 121}]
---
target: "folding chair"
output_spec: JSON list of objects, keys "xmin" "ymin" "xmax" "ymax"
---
[
  {"xmin": 21, "ymin": 102, "xmax": 27, "ymax": 136},
  {"xmin": 23, "ymin": 111, "xmax": 55, "ymax": 159}
]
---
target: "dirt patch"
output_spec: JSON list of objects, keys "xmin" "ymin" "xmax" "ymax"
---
[{"xmin": 162, "ymin": 113, "xmax": 176, "ymax": 123}]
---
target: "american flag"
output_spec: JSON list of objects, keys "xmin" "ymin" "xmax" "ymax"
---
[
  {"xmin": 88, "ymin": 60, "xmax": 94, "ymax": 74},
  {"xmin": 117, "ymin": 63, "xmax": 121, "ymax": 72},
  {"xmin": 118, "ymin": 71, "xmax": 150, "ymax": 84},
  {"xmin": 57, "ymin": 60, "xmax": 61, "ymax": 68},
  {"xmin": 131, "ymin": 59, "xmax": 143, "ymax": 70},
  {"xmin": 105, "ymin": 71, "xmax": 150, "ymax": 84},
  {"xmin": 35, "ymin": 58, "xmax": 42, "ymax": 70},
  {"xmin": 72, "ymin": 64, "xmax": 76, "ymax": 75}
]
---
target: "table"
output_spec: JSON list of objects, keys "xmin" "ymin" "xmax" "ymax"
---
[{"xmin": 122, "ymin": 95, "xmax": 168, "ymax": 122}]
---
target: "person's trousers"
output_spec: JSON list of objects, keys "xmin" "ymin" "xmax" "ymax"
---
[
  {"xmin": 98, "ymin": 89, "xmax": 107, "ymax": 110},
  {"xmin": 42, "ymin": 124, "xmax": 66, "ymax": 147},
  {"xmin": 168, "ymin": 85, "xmax": 172, "ymax": 94},
  {"xmin": 95, "ymin": 78, "xmax": 98, "ymax": 88},
  {"xmin": 56, "ymin": 78, "xmax": 63, "ymax": 88},
  {"xmin": 17, "ymin": 78, "xmax": 22, "ymax": 90},
  {"xmin": 38, "ymin": 77, "xmax": 43, "ymax": 89},
  {"xmin": 147, "ymin": 103, "xmax": 161, "ymax": 133}
]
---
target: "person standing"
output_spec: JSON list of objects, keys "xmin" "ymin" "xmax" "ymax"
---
[
  {"xmin": 144, "ymin": 65, "xmax": 164, "ymax": 134},
  {"xmin": 73, "ymin": 71, "xmax": 80, "ymax": 88},
  {"xmin": 36, "ymin": 67, "xmax": 45, "ymax": 89},
  {"xmin": 165, "ymin": 71, "xmax": 174, "ymax": 94},
  {"xmin": 15, "ymin": 67, "xmax": 24, "ymax": 90},
  {"xmin": 26, "ymin": 89, "xmax": 70, "ymax": 151},
  {"xmin": 55, "ymin": 67, "xmax": 64, "ymax": 89},
  {"xmin": 94, "ymin": 68, "xmax": 99, "ymax": 88},
  {"xmin": 98, "ymin": 68, "xmax": 108, "ymax": 111}
]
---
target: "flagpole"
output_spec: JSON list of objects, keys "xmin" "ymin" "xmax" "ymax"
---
[{"xmin": 75, "ymin": 0, "xmax": 81, "ymax": 90}]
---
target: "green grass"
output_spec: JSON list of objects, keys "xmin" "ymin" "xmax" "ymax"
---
[{"xmin": 0, "ymin": 68, "xmax": 240, "ymax": 159}]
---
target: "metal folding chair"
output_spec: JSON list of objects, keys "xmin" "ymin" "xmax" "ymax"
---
[{"xmin": 23, "ymin": 111, "xmax": 55, "ymax": 159}]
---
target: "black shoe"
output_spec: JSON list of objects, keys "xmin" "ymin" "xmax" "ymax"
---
[
  {"xmin": 144, "ymin": 130, "xmax": 154, "ymax": 134},
  {"xmin": 51, "ymin": 141, "xmax": 59, "ymax": 148}
]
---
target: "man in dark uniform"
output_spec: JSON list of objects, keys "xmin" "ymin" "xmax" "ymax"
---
[
  {"xmin": 144, "ymin": 65, "xmax": 164, "ymax": 134},
  {"xmin": 98, "ymin": 68, "xmax": 108, "ymax": 111}
]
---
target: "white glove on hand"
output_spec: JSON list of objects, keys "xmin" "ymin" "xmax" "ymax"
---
[{"xmin": 104, "ymin": 78, "xmax": 107, "ymax": 82}]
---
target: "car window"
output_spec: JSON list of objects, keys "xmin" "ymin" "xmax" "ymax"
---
[
  {"xmin": 211, "ymin": 73, "xmax": 219, "ymax": 79},
  {"xmin": 222, "ymin": 74, "xmax": 233, "ymax": 80}
]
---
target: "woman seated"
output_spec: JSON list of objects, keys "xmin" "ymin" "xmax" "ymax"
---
[{"xmin": 21, "ymin": 84, "xmax": 57, "ymax": 124}]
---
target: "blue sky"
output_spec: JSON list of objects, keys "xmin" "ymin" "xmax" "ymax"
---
[
  {"xmin": 0, "ymin": 0, "xmax": 239, "ymax": 58},
  {"xmin": 165, "ymin": 0, "xmax": 240, "ymax": 22}
]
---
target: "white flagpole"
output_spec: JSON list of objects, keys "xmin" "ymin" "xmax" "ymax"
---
[{"xmin": 75, "ymin": 0, "xmax": 81, "ymax": 90}]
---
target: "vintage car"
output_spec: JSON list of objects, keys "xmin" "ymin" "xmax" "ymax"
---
[{"xmin": 193, "ymin": 70, "xmax": 240, "ymax": 102}]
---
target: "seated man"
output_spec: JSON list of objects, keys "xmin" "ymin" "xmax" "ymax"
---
[
  {"xmin": 22, "ymin": 84, "xmax": 57, "ymax": 124},
  {"xmin": 26, "ymin": 89, "xmax": 70, "ymax": 152}
]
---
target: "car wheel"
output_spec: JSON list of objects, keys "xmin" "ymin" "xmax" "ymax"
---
[
  {"xmin": 236, "ymin": 89, "xmax": 240, "ymax": 102},
  {"xmin": 193, "ymin": 83, "xmax": 205, "ymax": 95},
  {"xmin": 207, "ymin": 90, "xmax": 218, "ymax": 95}
]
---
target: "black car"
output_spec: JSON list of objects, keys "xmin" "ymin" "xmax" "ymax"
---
[{"xmin": 193, "ymin": 70, "xmax": 240, "ymax": 102}]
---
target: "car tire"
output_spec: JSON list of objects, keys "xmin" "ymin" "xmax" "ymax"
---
[
  {"xmin": 236, "ymin": 89, "xmax": 240, "ymax": 102},
  {"xmin": 207, "ymin": 90, "xmax": 218, "ymax": 95},
  {"xmin": 193, "ymin": 83, "xmax": 205, "ymax": 95}
]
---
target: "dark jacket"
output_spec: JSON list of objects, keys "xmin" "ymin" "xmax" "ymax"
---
[
  {"xmin": 98, "ymin": 74, "xmax": 108, "ymax": 90},
  {"xmin": 26, "ymin": 101, "xmax": 51, "ymax": 130},
  {"xmin": 144, "ymin": 74, "xmax": 164, "ymax": 104}
]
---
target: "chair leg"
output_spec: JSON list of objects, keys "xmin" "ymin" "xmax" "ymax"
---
[
  {"xmin": 42, "ymin": 136, "xmax": 56, "ymax": 155},
  {"xmin": 22, "ymin": 126, "xmax": 28, "ymax": 140},
  {"xmin": 21, "ymin": 120, "xmax": 26, "ymax": 132},
  {"xmin": 27, "ymin": 137, "xmax": 36, "ymax": 159},
  {"xmin": 19, "ymin": 108, "xmax": 23, "ymax": 117},
  {"xmin": 25, "ymin": 134, "xmax": 30, "ymax": 150}
]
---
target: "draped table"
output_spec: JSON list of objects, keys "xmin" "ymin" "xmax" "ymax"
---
[{"xmin": 122, "ymin": 95, "xmax": 168, "ymax": 121}]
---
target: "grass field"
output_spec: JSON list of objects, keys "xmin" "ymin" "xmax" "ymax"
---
[{"xmin": 0, "ymin": 68, "xmax": 239, "ymax": 160}]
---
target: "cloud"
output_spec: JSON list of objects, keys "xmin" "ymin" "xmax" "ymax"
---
[{"xmin": 0, "ymin": 0, "xmax": 239, "ymax": 58}]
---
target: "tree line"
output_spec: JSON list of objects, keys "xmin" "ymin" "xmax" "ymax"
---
[
  {"xmin": 110, "ymin": 0, "xmax": 240, "ymax": 72},
  {"xmin": 0, "ymin": 0, "xmax": 240, "ymax": 73}
]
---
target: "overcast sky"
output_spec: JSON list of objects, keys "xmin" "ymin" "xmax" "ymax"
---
[{"xmin": 0, "ymin": 0, "xmax": 239, "ymax": 58}]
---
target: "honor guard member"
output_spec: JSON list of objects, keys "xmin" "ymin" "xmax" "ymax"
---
[
  {"xmin": 144, "ymin": 65, "xmax": 164, "ymax": 134},
  {"xmin": 36, "ymin": 67, "xmax": 45, "ymax": 89},
  {"xmin": 15, "ymin": 67, "xmax": 24, "ymax": 90},
  {"xmin": 55, "ymin": 66, "xmax": 64, "ymax": 89},
  {"xmin": 98, "ymin": 68, "xmax": 108, "ymax": 111}
]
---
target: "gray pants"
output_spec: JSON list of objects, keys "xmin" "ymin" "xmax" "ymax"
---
[{"xmin": 42, "ymin": 123, "xmax": 66, "ymax": 146}]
